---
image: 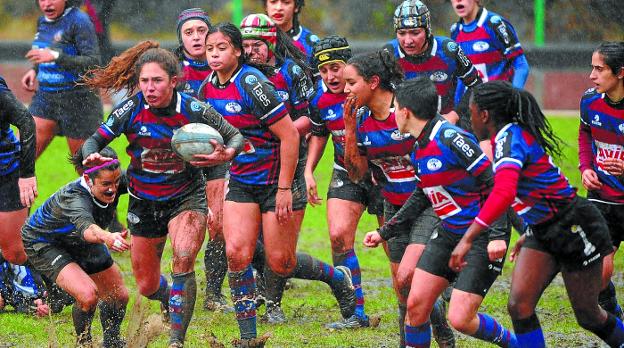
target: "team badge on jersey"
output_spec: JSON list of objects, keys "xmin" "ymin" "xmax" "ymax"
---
[
  {"xmin": 444, "ymin": 129, "xmax": 456, "ymax": 139},
  {"xmin": 619, "ymin": 124, "xmax": 624, "ymax": 134},
  {"xmin": 430, "ymin": 71, "xmax": 448, "ymax": 82},
  {"xmin": 190, "ymin": 100, "xmax": 202, "ymax": 112},
  {"xmin": 391, "ymin": 130, "xmax": 407, "ymax": 141},
  {"xmin": 53, "ymin": 30, "xmax": 63, "ymax": 42},
  {"xmin": 277, "ymin": 90, "xmax": 290, "ymax": 102},
  {"xmin": 472, "ymin": 41, "xmax": 490, "ymax": 52},
  {"xmin": 427, "ymin": 158, "xmax": 442, "ymax": 171},
  {"xmin": 225, "ymin": 102, "xmax": 242, "ymax": 113}
]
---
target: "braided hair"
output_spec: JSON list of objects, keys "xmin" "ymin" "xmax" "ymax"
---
[
  {"xmin": 347, "ymin": 49, "xmax": 404, "ymax": 92},
  {"xmin": 471, "ymin": 80, "xmax": 562, "ymax": 157}
]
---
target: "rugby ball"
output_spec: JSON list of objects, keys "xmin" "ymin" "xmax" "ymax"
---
[{"xmin": 171, "ymin": 123, "xmax": 224, "ymax": 162}]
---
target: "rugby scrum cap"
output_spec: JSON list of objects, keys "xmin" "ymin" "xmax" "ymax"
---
[
  {"xmin": 312, "ymin": 36, "xmax": 352, "ymax": 69},
  {"xmin": 176, "ymin": 8, "xmax": 211, "ymax": 44},
  {"xmin": 393, "ymin": 0, "xmax": 431, "ymax": 36},
  {"xmin": 240, "ymin": 13, "xmax": 278, "ymax": 54}
]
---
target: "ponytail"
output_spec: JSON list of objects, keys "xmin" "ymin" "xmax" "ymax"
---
[
  {"xmin": 83, "ymin": 40, "xmax": 179, "ymax": 96},
  {"xmin": 347, "ymin": 49, "xmax": 404, "ymax": 92},
  {"xmin": 472, "ymin": 80, "xmax": 562, "ymax": 157},
  {"xmin": 274, "ymin": 29, "xmax": 313, "ymax": 79}
]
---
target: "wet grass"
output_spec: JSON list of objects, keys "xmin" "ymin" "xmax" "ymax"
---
[{"xmin": 0, "ymin": 116, "xmax": 618, "ymax": 347}]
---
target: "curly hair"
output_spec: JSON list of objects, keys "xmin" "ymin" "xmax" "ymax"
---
[{"xmin": 347, "ymin": 49, "xmax": 404, "ymax": 92}]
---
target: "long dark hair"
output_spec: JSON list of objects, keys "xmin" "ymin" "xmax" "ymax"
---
[
  {"xmin": 595, "ymin": 41, "xmax": 624, "ymax": 78},
  {"xmin": 70, "ymin": 146, "xmax": 120, "ymax": 178},
  {"xmin": 273, "ymin": 29, "xmax": 313, "ymax": 77},
  {"xmin": 472, "ymin": 80, "xmax": 562, "ymax": 157},
  {"xmin": 347, "ymin": 49, "xmax": 404, "ymax": 92},
  {"xmin": 207, "ymin": 22, "xmax": 275, "ymax": 77}
]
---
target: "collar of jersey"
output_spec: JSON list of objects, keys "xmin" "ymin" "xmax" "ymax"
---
[
  {"xmin": 43, "ymin": 6, "xmax": 73, "ymax": 22},
  {"xmin": 184, "ymin": 57, "xmax": 209, "ymax": 69},
  {"xmin": 458, "ymin": 7, "xmax": 488, "ymax": 31},
  {"xmin": 80, "ymin": 176, "xmax": 109, "ymax": 208},
  {"xmin": 288, "ymin": 25, "xmax": 303, "ymax": 41},
  {"xmin": 144, "ymin": 92, "xmax": 182, "ymax": 115},
  {"xmin": 494, "ymin": 122, "xmax": 516, "ymax": 142},
  {"xmin": 603, "ymin": 93, "xmax": 624, "ymax": 109},
  {"xmin": 417, "ymin": 114, "xmax": 446, "ymax": 146},
  {"xmin": 209, "ymin": 65, "xmax": 244, "ymax": 88}
]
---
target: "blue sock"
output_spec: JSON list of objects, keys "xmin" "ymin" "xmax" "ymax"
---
[
  {"xmin": 599, "ymin": 281, "xmax": 623, "ymax": 319},
  {"xmin": 333, "ymin": 249, "xmax": 365, "ymax": 318},
  {"xmin": 513, "ymin": 313, "xmax": 545, "ymax": 348},
  {"xmin": 592, "ymin": 313, "xmax": 624, "ymax": 347},
  {"xmin": 473, "ymin": 313, "xmax": 517, "ymax": 347},
  {"xmin": 169, "ymin": 271, "xmax": 196, "ymax": 343},
  {"xmin": 405, "ymin": 321, "xmax": 431, "ymax": 348},
  {"xmin": 147, "ymin": 274, "xmax": 170, "ymax": 309},
  {"xmin": 228, "ymin": 265, "xmax": 257, "ymax": 339}
]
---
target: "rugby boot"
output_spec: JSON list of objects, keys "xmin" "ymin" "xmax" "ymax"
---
[
  {"xmin": 231, "ymin": 333, "xmax": 270, "ymax": 348},
  {"xmin": 325, "ymin": 314, "xmax": 382, "ymax": 330},
  {"xmin": 263, "ymin": 302, "xmax": 286, "ymax": 324},
  {"xmin": 203, "ymin": 292, "xmax": 234, "ymax": 313},
  {"xmin": 330, "ymin": 266, "xmax": 356, "ymax": 319}
]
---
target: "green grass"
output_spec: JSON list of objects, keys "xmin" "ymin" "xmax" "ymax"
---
[{"xmin": 0, "ymin": 116, "xmax": 616, "ymax": 347}]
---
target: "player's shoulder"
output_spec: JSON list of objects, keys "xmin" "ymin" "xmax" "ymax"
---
[
  {"xmin": 438, "ymin": 36, "xmax": 460, "ymax": 55},
  {"xmin": 383, "ymin": 39, "xmax": 401, "ymax": 57},
  {"xmin": 449, "ymin": 22, "xmax": 460, "ymax": 37},
  {"xmin": 0, "ymin": 76, "xmax": 9, "ymax": 93},
  {"xmin": 109, "ymin": 94, "xmax": 142, "ymax": 120},
  {"xmin": 301, "ymin": 26, "xmax": 319, "ymax": 44}
]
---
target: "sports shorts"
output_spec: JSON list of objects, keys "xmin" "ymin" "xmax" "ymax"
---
[
  {"xmin": 523, "ymin": 196, "xmax": 613, "ymax": 272},
  {"xmin": 225, "ymin": 178, "xmax": 306, "ymax": 213},
  {"xmin": 127, "ymin": 184, "xmax": 207, "ymax": 238},
  {"xmin": 587, "ymin": 192, "xmax": 624, "ymax": 249},
  {"xmin": 384, "ymin": 200, "xmax": 440, "ymax": 263},
  {"xmin": 417, "ymin": 228, "xmax": 504, "ymax": 297},
  {"xmin": 0, "ymin": 171, "xmax": 24, "ymax": 212},
  {"xmin": 326, "ymin": 168, "xmax": 383, "ymax": 216},
  {"xmin": 29, "ymin": 88, "xmax": 102, "ymax": 139}
]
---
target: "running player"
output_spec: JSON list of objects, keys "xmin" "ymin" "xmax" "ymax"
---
[
  {"xmin": 201, "ymin": 23, "xmax": 300, "ymax": 347},
  {"xmin": 261, "ymin": 0, "xmax": 319, "ymax": 59},
  {"xmin": 22, "ymin": 0, "xmax": 103, "ymax": 158},
  {"xmin": 306, "ymin": 36, "xmax": 388, "ymax": 330},
  {"xmin": 80, "ymin": 41, "xmax": 244, "ymax": 348},
  {"xmin": 239, "ymin": 14, "xmax": 355, "ymax": 326},
  {"xmin": 450, "ymin": 0, "xmax": 529, "ymax": 98},
  {"xmin": 366, "ymin": 77, "xmax": 515, "ymax": 347},
  {"xmin": 342, "ymin": 52, "xmax": 454, "ymax": 344},
  {"xmin": 0, "ymin": 76, "xmax": 37, "ymax": 265},
  {"xmin": 453, "ymin": 80, "xmax": 624, "ymax": 347},
  {"xmin": 579, "ymin": 41, "xmax": 624, "ymax": 320},
  {"xmin": 22, "ymin": 147, "xmax": 128, "ymax": 347},
  {"xmin": 385, "ymin": 0, "xmax": 481, "ymax": 124}
]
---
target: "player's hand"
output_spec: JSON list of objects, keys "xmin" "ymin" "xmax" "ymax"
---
[
  {"xmin": 449, "ymin": 239, "xmax": 471, "ymax": 272},
  {"xmin": 82, "ymin": 153, "xmax": 113, "ymax": 167},
  {"xmin": 363, "ymin": 230, "xmax": 383, "ymax": 248},
  {"xmin": 275, "ymin": 189, "xmax": 293, "ymax": 225},
  {"xmin": 342, "ymin": 96, "xmax": 359, "ymax": 130},
  {"xmin": 107, "ymin": 230, "xmax": 130, "ymax": 252},
  {"xmin": 33, "ymin": 299, "xmax": 50, "ymax": 318},
  {"xmin": 190, "ymin": 140, "xmax": 234, "ymax": 167},
  {"xmin": 487, "ymin": 240, "xmax": 507, "ymax": 262},
  {"xmin": 602, "ymin": 158, "xmax": 624, "ymax": 177},
  {"xmin": 21, "ymin": 69, "xmax": 37, "ymax": 92},
  {"xmin": 581, "ymin": 169, "xmax": 602, "ymax": 190},
  {"xmin": 442, "ymin": 110, "xmax": 460, "ymax": 124},
  {"xmin": 509, "ymin": 234, "xmax": 527, "ymax": 262},
  {"xmin": 18, "ymin": 176, "xmax": 38, "ymax": 207},
  {"xmin": 305, "ymin": 172, "xmax": 322, "ymax": 206},
  {"xmin": 25, "ymin": 48, "xmax": 56, "ymax": 64}
]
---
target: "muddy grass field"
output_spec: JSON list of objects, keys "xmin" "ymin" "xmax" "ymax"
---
[{"xmin": 0, "ymin": 116, "xmax": 617, "ymax": 347}]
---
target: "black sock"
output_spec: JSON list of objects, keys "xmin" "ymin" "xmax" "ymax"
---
[
  {"xmin": 264, "ymin": 267, "xmax": 289, "ymax": 307},
  {"xmin": 292, "ymin": 253, "xmax": 344, "ymax": 285},
  {"xmin": 599, "ymin": 281, "xmax": 623, "ymax": 317},
  {"xmin": 169, "ymin": 271, "xmax": 197, "ymax": 344},
  {"xmin": 99, "ymin": 301, "xmax": 126, "ymax": 347},
  {"xmin": 72, "ymin": 304, "xmax": 95, "ymax": 343},
  {"xmin": 203, "ymin": 239, "xmax": 227, "ymax": 297},
  {"xmin": 399, "ymin": 302, "xmax": 407, "ymax": 348},
  {"xmin": 589, "ymin": 313, "xmax": 624, "ymax": 346}
]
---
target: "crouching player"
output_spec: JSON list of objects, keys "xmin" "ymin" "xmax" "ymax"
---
[{"xmin": 22, "ymin": 147, "xmax": 129, "ymax": 347}]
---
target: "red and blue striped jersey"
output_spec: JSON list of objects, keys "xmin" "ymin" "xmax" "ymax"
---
[
  {"xmin": 356, "ymin": 107, "xmax": 417, "ymax": 205},
  {"xmin": 96, "ymin": 92, "xmax": 218, "ymax": 200},
  {"xmin": 412, "ymin": 116, "xmax": 491, "ymax": 234},
  {"xmin": 270, "ymin": 58, "xmax": 312, "ymax": 121},
  {"xmin": 384, "ymin": 36, "xmax": 480, "ymax": 114},
  {"xmin": 201, "ymin": 65, "xmax": 289, "ymax": 185},
  {"xmin": 310, "ymin": 81, "xmax": 349, "ymax": 171},
  {"xmin": 179, "ymin": 57, "xmax": 212, "ymax": 99},
  {"xmin": 450, "ymin": 8, "xmax": 524, "ymax": 83},
  {"xmin": 289, "ymin": 25, "xmax": 320, "ymax": 60},
  {"xmin": 492, "ymin": 123, "xmax": 576, "ymax": 225},
  {"xmin": 579, "ymin": 88, "xmax": 624, "ymax": 203}
]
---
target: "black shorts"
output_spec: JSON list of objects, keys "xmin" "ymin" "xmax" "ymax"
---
[
  {"xmin": 225, "ymin": 178, "xmax": 307, "ymax": 213},
  {"xmin": 29, "ymin": 88, "xmax": 102, "ymax": 139},
  {"xmin": 203, "ymin": 163, "xmax": 229, "ymax": 182},
  {"xmin": 523, "ymin": 196, "xmax": 613, "ymax": 272},
  {"xmin": 24, "ymin": 239, "xmax": 113, "ymax": 282},
  {"xmin": 0, "ymin": 171, "xmax": 24, "ymax": 212},
  {"xmin": 292, "ymin": 158, "xmax": 308, "ymax": 208},
  {"xmin": 384, "ymin": 201, "xmax": 440, "ymax": 263},
  {"xmin": 326, "ymin": 168, "xmax": 384, "ymax": 216},
  {"xmin": 127, "ymin": 185, "xmax": 207, "ymax": 238},
  {"xmin": 587, "ymin": 193, "xmax": 624, "ymax": 249},
  {"xmin": 417, "ymin": 229, "xmax": 504, "ymax": 297}
]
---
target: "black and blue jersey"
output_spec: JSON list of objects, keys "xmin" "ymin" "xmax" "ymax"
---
[{"xmin": 0, "ymin": 77, "xmax": 35, "ymax": 178}]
